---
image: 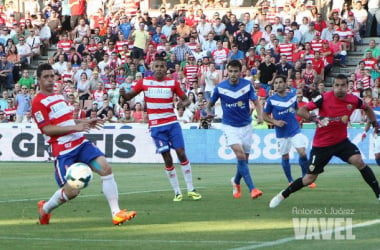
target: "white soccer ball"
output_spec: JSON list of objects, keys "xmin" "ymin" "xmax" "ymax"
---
[{"xmin": 65, "ymin": 163, "xmax": 93, "ymax": 190}]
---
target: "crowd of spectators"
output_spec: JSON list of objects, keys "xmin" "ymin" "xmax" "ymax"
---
[{"xmin": 0, "ymin": 0, "xmax": 379, "ymax": 126}]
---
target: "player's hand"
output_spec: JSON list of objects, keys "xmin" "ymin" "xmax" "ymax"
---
[
  {"xmin": 88, "ymin": 118, "xmax": 105, "ymax": 130},
  {"xmin": 309, "ymin": 112, "xmax": 329, "ymax": 128},
  {"xmin": 273, "ymin": 120, "xmax": 286, "ymax": 127}
]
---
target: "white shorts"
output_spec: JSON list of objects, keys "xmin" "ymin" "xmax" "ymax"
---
[
  {"xmin": 277, "ymin": 133, "xmax": 307, "ymax": 155},
  {"xmin": 221, "ymin": 124, "xmax": 253, "ymax": 153},
  {"xmin": 373, "ymin": 135, "xmax": 380, "ymax": 154}
]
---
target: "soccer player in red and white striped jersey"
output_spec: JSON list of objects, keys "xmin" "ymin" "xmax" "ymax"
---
[
  {"xmin": 119, "ymin": 57, "xmax": 202, "ymax": 202},
  {"xmin": 32, "ymin": 63, "xmax": 136, "ymax": 226}
]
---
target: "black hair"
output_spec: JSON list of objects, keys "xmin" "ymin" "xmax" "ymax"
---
[
  {"xmin": 227, "ymin": 60, "xmax": 242, "ymax": 71},
  {"xmin": 36, "ymin": 63, "xmax": 53, "ymax": 78}
]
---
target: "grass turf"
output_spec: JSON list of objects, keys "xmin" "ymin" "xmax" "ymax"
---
[{"xmin": 0, "ymin": 162, "xmax": 379, "ymax": 250}]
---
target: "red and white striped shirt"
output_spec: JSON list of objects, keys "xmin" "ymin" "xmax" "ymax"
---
[
  {"xmin": 57, "ymin": 39, "xmax": 74, "ymax": 54},
  {"xmin": 363, "ymin": 57, "xmax": 378, "ymax": 70},
  {"xmin": 32, "ymin": 94, "xmax": 86, "ymax": 157},
  {"xmin": 310, "ymin": 39, "xmax": 325, "ymax": 52},
  {"xmin": 278, "ymin": 42, "xmax": 296, "ymax": 62},
  {"xmin": 115, "ymin": 40, "xmax": 128, "ymax": 53},
  {"xmin": 132, "ymin": 76, "xmax": 185, "ymax": 128}
]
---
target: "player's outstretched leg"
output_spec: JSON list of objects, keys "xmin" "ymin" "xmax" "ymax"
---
[
  {"xmin": 269, "ymin": 177, "xmax": 308, "ymax": 208},
  {"xmin": 38, "ymin": 188, "xmax": 72, "ymax": 225}
]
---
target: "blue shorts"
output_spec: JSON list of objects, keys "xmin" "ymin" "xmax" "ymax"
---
[
  {"xmin": 54, "ymin": 141, "xmax": 104, "ymax": 187},
  {"xmin": 150, "ymin": 122, "xmax": 185, "ymax": 154}
]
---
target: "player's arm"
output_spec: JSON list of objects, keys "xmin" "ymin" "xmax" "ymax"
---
[
  {"xmin": 252, "ymin": 99, "xmax": 263, "ymax": 124},
  {"xmin": 41, "ymin": 123, "xmax": 91, "ymax": 136},
  {"xmin": 119, "ymin": 88, "xmax": 139, "ymax": 101},
  {"xmin": 297, "ymin": 105, "xmax": 313, "ymax": 121}
]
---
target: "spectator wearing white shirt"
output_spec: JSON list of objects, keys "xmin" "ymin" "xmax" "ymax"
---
[
  {"xmin": 26, "ymin": 29, "xmax": 41, "ymax": 57},
  {"xmin": 196, "ymin": 14, "xmax": 212, "ymax": 43},
  {"xmin": 16, "ymin": 37, "xmax": 32, "ymax": 67},
  {"xmin": 52, "ymin": 54, "xmax": 67, "ymax": 75},
  {"xmin": 201, "ymin": 32, "xmax": 217, "ymax": 57}
]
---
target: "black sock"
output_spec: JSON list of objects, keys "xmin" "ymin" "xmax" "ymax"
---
[
  {"xmin": 360, "ymin": 166, "xmax": 380, "ymax": 198},
  {"xmin": 282, "ymin": 178, "xmax": 305, "ymax": 198}
]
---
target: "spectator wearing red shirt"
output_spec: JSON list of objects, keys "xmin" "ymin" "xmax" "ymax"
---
[
  {"xmin": 320, "ymin": 41, "xmax": 334, "ymax": 78},
  {"xmin": 311, "ymin": 51, "xmax": 325, "ymax": 83},
  {"xmin": 69, "ymin": 0, "xmax": 86, "ymax": 30},
  {"xmin": 314, "ymin": 14, "xmax": 327, "ymax": 33}
]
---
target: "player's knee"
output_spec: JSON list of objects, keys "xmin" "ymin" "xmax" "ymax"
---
[
  {"xmin": 157, "ymin": 145, "xmax": 170, "ymax": 154},
  {"xmin": 63, "ymin": 186, "xmax": 80, "ymax": 200},
  {"xmin": 303, "ymin": 174, "xmax": 317, "ymax": 185}
]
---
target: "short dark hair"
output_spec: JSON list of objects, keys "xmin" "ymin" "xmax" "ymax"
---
[
  {"xmin": 335, "ymin": 74, "xmax": 348, "ymax": 84},
  {"xmin": 274, "ymin": 75, "xmax": 287, "ymax": 82},
  {"xmin": 37, "ymin": 63, "xmax": 53, "ymax": 78},
  {"xmin": 227, "ymin": 60, "xmax": 242, "ymax": 71}
]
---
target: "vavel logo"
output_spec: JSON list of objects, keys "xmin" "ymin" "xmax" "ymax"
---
[{"xmin": 293, "ymin": 217, "xmax": 356, "ymax": 240}]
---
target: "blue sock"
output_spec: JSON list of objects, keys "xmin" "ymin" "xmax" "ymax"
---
[
  {"xmin": 237, "ymin": 160, "xmax": 255, "ymax": 191},
  {"xmin": 234, "ymin": 170, "xmax": 242, "ymax": 185},
  {"xmin": 376, "ymin": 159, "xmax": 380, "ymax": 166},
  {"xmin": 299, "ymin": 156, "xmax": 309, "ymax": 177},
  {"xmin": 281, "ymin": 158, "xmax": 293, "ymax": 182}
]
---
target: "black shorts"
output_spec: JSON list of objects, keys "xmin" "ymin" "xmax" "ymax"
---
[
  {"xmin": 308, "ymin": 138, "xmax": 361, "ymax": 174},
  {"xmin": 132, "ymin": 47, "xmax": 145, "ymax": 60}
]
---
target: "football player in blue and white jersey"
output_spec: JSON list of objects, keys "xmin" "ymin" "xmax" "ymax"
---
[
  {"xmin": 207, "ymin": 60, "xmax": 264, "ymax": 199},
  {"xmin": 263, "ymin": 75, "xmax": 316, "ymax": 188}
]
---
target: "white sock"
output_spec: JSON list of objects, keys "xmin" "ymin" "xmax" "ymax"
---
[
  {"xmin": 43, "ymin": 188, "xmax": 68, "ymax": 214},
  {"xmin": 180, "ymin": 160, "xmax": 194, "ymax": 192},
  {"xmin": 101, "ymin": 174, "xmax": 120, "ymax": 216},
  {"xmin": 165, "ymin": 166, "xmax": 181, "ymax": 194}
]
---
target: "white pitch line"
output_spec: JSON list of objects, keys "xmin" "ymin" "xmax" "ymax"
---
[
  {"xmin": 0, "ymin": 188, "xmax": 190, "ymax": 204},
  {"xmin": 0, "ymin": 236, "xmax": 261, "ymax": 245},
  {"xmin": 228, "ymin": 219, "xmax": 380, "ymax": 250}
]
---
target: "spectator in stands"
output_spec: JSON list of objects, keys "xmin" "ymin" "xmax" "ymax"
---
[
  {"xmin": 18, "ymin": 70, "xmax": 34, "ymax": 90},
  {"xmin": 69, "ymin": 0, "xmax": 86, "ymax": 30},
  {"xmin": 329, "ymin": 33, "xmax": 347, "ymax": 67},
  {"xmin": 52, "ymin": 54, "xmax": 67, "ymax": 75},
  {"xmin": 321, "ymin": 19, "xmax": 336, "ymax": 41},
  {"xmin": 15, "ymin": 85, "xmax": 32, "ymax": 123},
  {"xmin": 131, "ymin": 22, "xmax": 150, "ymax": 65},
  {"xmin": 0, "ymin": 55, "xmax": 14, "ymax": 90},
  {"xmin": 4, "ymin": 98, "xmax": 16, "ymax": 121},
  {"xmin": 276, "ymin": 54, "xmax": 292, "ymax": 79},
  {"xmin": 0, "ymin": 109, "xmax": 7, "ymax": 122},
  {"xmin": 365, "ymin": 0, "xmax": 380, "ymax": 37},
  {"xmin": 227, "ymin": 44, "xmax": 244, "ymax": 63},
  {"xmin": 46, "ymin": 9, "xmax": 61, "ymax": 45},
  {"xmin": 16, "ymin": 36, "xmax": 32, "ymax": 68},
  {"xmin": 258, "ymin": 54, "xmax": 277, "ymax": 94},
  {"xmin": 234, "ymin": 23, "xmax": 254, "ymax": 54},
  {"xmin": 363, "ymin": 40, "xmax": 380, "ymax": 60}
]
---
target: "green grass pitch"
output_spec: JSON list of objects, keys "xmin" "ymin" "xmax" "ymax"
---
[{"xmin": 0, "ymin": 162, "xmax": 379, "ymax": 250}]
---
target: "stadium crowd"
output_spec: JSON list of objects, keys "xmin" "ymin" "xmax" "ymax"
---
[{"xmin": 0, "ymin": 0, "xmax": 379, "ymax": 126}]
